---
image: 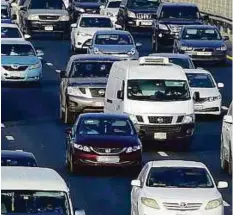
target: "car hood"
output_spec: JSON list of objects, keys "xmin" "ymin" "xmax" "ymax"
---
[
  {"xmin": 128, "ymin": 8, "xmax": 158, "ymax": 13},
  {"xmin": 105, "ymin": 8, "xmax": 119, "ymax": 16},
  {"xmin": 28, "ymin": 9, "xmax": 68, "ymax": 16},
  {"xmin": 190, "ymin": 87, "xmax": 220, "ymax": 97},
  {"xmin": 68, "ymin": 77, "xmax": 107, "ymax": 87},
  {"xmin": 1, "ymin": 56, "xmax": 40, "ymax": 65},
  {"xmin": 79, "ymin": 27, "xmax": 114, "ymax": 35},
  {"xmin": 95, "ymin": 45, "xmax": 134, "ymax": 53},
  {"xmin": 160, "ymin": 19, "xmax": 203, "ymax": 25},
  {"xmin": 181, "ymin": 40, "xmax": 224, "ymax": 48},
  {"xmin": 76, "ymin": 135, "xmax": 139, "ymax": 147},
  {"xmin": 75, "ymin": 2, "xmax": 101, "ymax": 9}
]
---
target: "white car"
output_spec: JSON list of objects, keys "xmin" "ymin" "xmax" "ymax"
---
[
  {"xmin": 131, "ymin": 160, "xmax": 228, "ymax": 215},
  {"xmin": 70, "ymin": 14, "xmax": 115, "ymax": 53},
  {"xmin": 185, "ymin": 69, "xmax": 224, "ymax": 115},
  {"xmin": 1, "ymin": 23, "xmax": 31, "ymax": 40},
  {"xmin": 220, "ymin": 102, "xmax": 232, "ymax": 174},
  {"xmin": 99, "ymin": 0, "xmax": 121, "ymax": 24}
]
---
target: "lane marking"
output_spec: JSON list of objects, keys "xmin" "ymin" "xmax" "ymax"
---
[
  {"xmin": 6, "ymin": 136, "xmax": 14, "ymax": 141},
  {"xmin": 1, "ymin": 123, "xmax": 5, "ymax": 128},
  {"xmin": 56, "ymin": 70, "xmax": 61, "ymax": 73},
  {"xmin": 46, "ymin": 62, "xmax": 53, "ymax": 66},
  {"xmin": 223, "ymin": 200, "xmax": 230, "ymax": 207},
  {"xmin": 227, "ymin": 55, "xmax": 232, "ymax": 60},
  {"xmin": 157, "ymin": 151, "xmax": 169, "ymax": 157}
]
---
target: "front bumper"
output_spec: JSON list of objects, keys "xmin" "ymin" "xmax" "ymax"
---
[
  {"xmin": 92, "ymin": 52, "xmax": 139, "ymax": 60},
  {"xmin": 127, "ymin": 18, "xmax": 153, "ymax": 28},
  {"xmin": 74, "ymin": 35, "xmax": 93, "ymax": 49},
  {"xmin": 194, "ymin": 100, "xmax": 221, "ymax": 115}
]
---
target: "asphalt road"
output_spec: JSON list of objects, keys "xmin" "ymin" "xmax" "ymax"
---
[{"xmin": 1, "ymin": 33, "xmax": 232, "ymax": 215}]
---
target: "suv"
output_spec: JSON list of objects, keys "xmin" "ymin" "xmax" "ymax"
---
[
  {"xmin": 117, "ymin": 0, "xmax": 161, "ymax": 31},
  {"xmin": 59, "ymin": 54, "xmax": 121, "ymax": 124},
  {"xmin": 17, "ymin": 0, "xmax": 71, "ymax": 38},
  {"xmin": 152, "ymin": 3, "xmax": 207, "ymax": 52}
]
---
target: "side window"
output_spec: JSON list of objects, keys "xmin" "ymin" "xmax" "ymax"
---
[
  {"xmin": 138, "ymin": 164, "xmax": 149, "ymax": 185},
  {"xmin": 228, "ymin": 104, "xmax": 232, "ymax": 116}
]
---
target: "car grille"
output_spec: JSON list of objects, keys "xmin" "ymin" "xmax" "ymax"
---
[
  {"xmin": 91, "ymin": 147, "xmax": 125, "ymax": 155},
  {"xmin": 169, "ymin": 25, "xmax": 182, "ymax": 33},
  {"xmin": 136, "ymin": 13, "xmax": 152, "ymax": 19},
  {"xmin": 163, "ymin": 202, "xmax": 202, "ymax": 211},
  {"xmin": 140, "ymin": 125, "xmax": 181, "ymax": 133},
  {"xmin": 5, "ymin": 77, "xmax": 24, "ymax": 80},
  {"xmin": 148, "ymin": 116, "xmax": 172, "ymax": 124},
  {"xmin": 195, "ymin": 98, "xmax": 208, "ymax": 103},
  {"xmin": 89, "ymin": 88, "xmax": 106, "ymax": 97},
  {"xmin": 39, "ymin": 15, "xmax": 60, "ymax": 21},
  {"xmin": 193, "ymin": 48, "xmax": 214, "ymax": 52},
  {"xmin": 2, "ymin": 65, "xmax": 28, "ymax": 71}
]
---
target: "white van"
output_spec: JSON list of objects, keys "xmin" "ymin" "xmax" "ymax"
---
[
  {"xmin": 104, "ymin": 56, "xmax": 199, "ymax": 148},
  {"xmin": 2, "ymin": 166, "xmax": 85, "ymax": 215}
]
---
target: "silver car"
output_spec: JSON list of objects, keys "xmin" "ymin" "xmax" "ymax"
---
[{"xmin": 88, "ymin": 30, "xmax": 142, "ymax": 60}]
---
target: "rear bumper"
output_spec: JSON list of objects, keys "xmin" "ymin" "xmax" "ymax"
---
[{"xmin": 194, "ymin": 100, "xmax": 221, "ymax": 115}]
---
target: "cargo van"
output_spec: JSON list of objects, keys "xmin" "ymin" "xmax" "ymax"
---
[
  {"xmin": 2, "ymin": 166, "xmax": 86, "ymax": 215},
  {"xmin": 104, "ymin": 56, "xmax": 199, "ymax": 149}
]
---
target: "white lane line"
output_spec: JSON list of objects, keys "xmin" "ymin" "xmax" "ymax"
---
[
  {"xmin": 1, "ymin": 123, "xmax": 5, "ymax": 128},
  {"xmin": 223, "ymin": 200, "xmax": 230, "ymax": 207},
  {"xmin": 56, "ymin": 70, "xmax": 61, "ymax": 73},
  {"xmin": 157, "ymin": 151, "xmax": 169, "ymax": 157},
  {"xmin": 6, "ymin": 136, "xmax": 14, "ymax": 141},
  {"xmin": 46, "ymin": 62, "xmax": 53, "ymax": 66}
]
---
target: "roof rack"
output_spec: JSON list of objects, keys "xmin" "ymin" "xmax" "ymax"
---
[{"xmin": 139, "ymin": 56, "xmax": 170, "ymax": 65}]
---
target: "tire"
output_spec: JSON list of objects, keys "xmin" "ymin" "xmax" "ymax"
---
[{"xmin": 64, "ymin": 102, "xmax": 76, "ymax": 124}]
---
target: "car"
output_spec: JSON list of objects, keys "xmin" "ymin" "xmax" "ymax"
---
[
  {"xmin": 1, "ymin": 150, "xmax": 38, "ymax": 167},
  {"xmin": 1, "ymin": 1, "xmax": 12, "ymax": 23},
  {"xmin": 88, "ymin": 30, "xmax": 141, "ymax": 60},
  {"xmin": 185, "ymin": 69, "xmax": 224, "ymax": 115},
  {"xmin": 220, "ymin": 102, "xmax": 232, "ymax": 174},
  {"xmin": 149, "ymin": 53, "xmax": 195, "ymax": 69},
  {"xmin": 70, "ymin": 14, "xmax": 115, "ymax": 53},
  {"xmin": 15, "ymin": 0, "xmax": 71, "ymax": 39},
  {"xmin": 117, "ymin": 0, "xmax": 161, "ymax": 31},
  {"xmin": 152, "ymin": 3, "xmax": 206, "ymax": 51},
  {"xmin": 65, "ymin": 113, "xmax": 142, "ymax": 173},
  {"xmin": 1, "ymin": 39, "xmax": 44, "ymax": 83},
  {"xmin": 1, "ymin": 23, "xmax": 31, "ymax": 40},
  {"xmin": 99, "ymin": 0, "xmax": 122, "ymax": 25},
  {"xmin": 131, "ymin": 160, "xmax": 228, "ymax": 215},
  {"xmin": 59, "ymin": 54, "xmax": 121, "ymax": 124},
  {"xmin": 173, "ymin": 25, "xmax": 229, "ymax": 64}
]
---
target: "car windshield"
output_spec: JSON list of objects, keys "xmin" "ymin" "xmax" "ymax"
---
[
  {"xmin": 160, "ymin": 6, "xmax": 200, "ymax": 19},
  {"xmin": 29, "ymin": 0, "xmax": 65, "ymax": 9},
  {"xmin": 78, "ymin": 118, "xmax": 135, "ymax": 136},
  {"xmin": 108, "ymin": 1, "xmax": 121, "ymax": 8},
  {"xmin": 1, "ymin": 27, "xmax": 21, "ymax": 38},
  {"xmin": 1, "ymin": 7, "xmax": 9, "ymax": 19},
  {"xmin": 80, "ymin": 17, "xmax": 112, "ymax": 27},
  {"xmin": 168, "ymin": 58, "xmax": 195, "ymax": 69},
  {"xmin": 146, "ymin": 167, "xmax": 214, "ymax": 188},
  {"xmin": 70, "ymin": 61, "xmax": 114, "ymax": 78},
  {"xmin": 1, "ymin": 158, "xmax": 37, "ymax": 167},
  {"xmin": 1, "ymin": 191, "xmax": 71, "ymax": 215},
  {"xmin": 182, "ymin": 28, "xmax": 221, "ymax": 40},
  {"xmin": 1, "ymin": 44, "xmax": 35, "ymax": 56},
  {"xmin": 95, "ymin": 34, "xmax": 133, "ymax": 45},
  {"xmin": 128, "ymin": 0, "xmax": 160, "ymax": 9},
  {"xmin": 186, "ymin": 73, "xmax": 215, "ymax": 88},
  {"xmin": 127, "ymin": 79, "xmax": 191, "ymax": 101}
]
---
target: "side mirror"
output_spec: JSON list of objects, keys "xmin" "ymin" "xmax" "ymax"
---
[
  {"xmin": 11, "ymin": 2, "xmax": 18, "ymax": 7},
  {"xmin": 202, "ymin": 14, "xmax": 209, "ymax": 21},
  {"xmin": 117, "ymin": 90, "xmax": 124, "ymax": 100},
  {"xmin": 60, "ymin": 70, "xmax": 66, "ymax": 78},
  {"xmin": 131, "ymin": 179, "xmax": 141, "ymax": 187},
  {"xmin": 193, "ymin": 91, "xmax": 200, "ymax": 102},
  {"xmin": 223, "ymin": 115, "xmax": 232, "ymax": 124},
  {"xmin": 217, "ymin": 181, "xmax": 228, "ymax": 189},
  {"xmin": 24, "ymin": 34, "xmax": 31, "ymax": 39},
  {"xmin": 151, "ymin": 14, "xmax": 157, "ymax": 19},
  {"xmin": 136, "ymin": 42, "xmax": 142, "ymax": 47},
  {"xmin": 65, "ymin": 128, "xmax": 72, "ymax": 135},
  {"xmin": 71, "ymin": 23, "xmax": 77, "ymax": 28},
  {"xmin": 217, "ymin": 83, "xmax": 224, "ymax": 88},
  {"xmin": 74, "ymin": 209, "xmax": 86, "ymax": 215},
  {"xmin": 36, "ymin": 50, "xmax": 44, "ymax": 57},
  {"xmin": 223, "ymin": 36, "xmax": 229, "ymax": 41}
]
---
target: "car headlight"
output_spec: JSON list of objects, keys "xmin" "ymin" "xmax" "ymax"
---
[
  {"xmin": 206, "ymin": 198, "xmax": 223, "ymax": 210},
  {"xmin": 180, "ymin": 46, "xmax": 193, "ymax": 51},
  {"xmin": 207, "ymin": 95, "xmax": 221, "ymax": 102},
  {"xmin": 75, "ymin": 7, "xmax": 85, "ymax": 12},
  {"xmin": 141, "ymin": 197, "xmax": 160, "ymax": 209},
  {"xmin": 93, "ymin": 47, "xmax": 101, "ymax": 54},
  {"xmin": 216, "ymin": 45, "xmax": 227, "ymax": 51},
  {"xmin": 73, "ymin": 144, "xmax": 91, "ymax": 152},
  {"xmin": 67, "ymin": 86, "xmax": 83, "ymax": 96},
  {"xmin": 29, "ymin": 63, "xmax": 41, "ymax": 70},
  {"xmin": 107, "ymin": 12, "xmax": 114, "ymax": 17},
  {"xmin": 127, "ymin": 48, "xmax": 136, "ymax": 55},
  {"xmin": 128, "ymin": 10, "xmax": 136, "ymax": 18},
  {"xmin": 183, "ymin": 114, "xmax": 195, "ymax": 124},
  {"xmin": 126, "ymin": 145, "xmax": 141, "ymax": 153},
  {"xmin": 158, "ymin": 24, "xmax": 168, "ymax": 30},
  {"xmin": 60, "ymin": 15, "xmax": 70, "ymax": 21},
  {"xmin": 27, "ymin": 14, "xmax": 39, "ymax": 21},
  {"xmin": 78, "ymin": 32, "xmax": 92, "ymax": 36}
]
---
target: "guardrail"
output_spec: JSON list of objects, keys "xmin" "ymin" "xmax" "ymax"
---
[{"xmin": 169, "ymin": 0, "xmax": 232, "ymax": 36}]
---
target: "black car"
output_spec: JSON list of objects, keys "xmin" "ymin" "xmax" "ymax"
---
[
  {"xmin": 1, "ymin": 150, "xmax": 38, "ymax": 167},
  {"xmin": 173, "ymin": 25, "xmax": 229, "ymax": 64},
  {"xmin": 116, "ymin": 0, "xmax": 161, "ymax": 31},
  {"xmin": 152, "ymin": 3, "xmax": 208, "ymax": 51}
]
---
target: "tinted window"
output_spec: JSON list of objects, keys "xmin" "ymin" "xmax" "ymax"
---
[
  {"xmin": 168, "ymin": 58, "xmax": 194, "ymax": 69},
  {"xmin": 70, "ymin": 62, "xmax": 113, "ymax": 78},
  {"xmin": 29, "ymin": 0, "xmax": 65, "ymax": 9},
  {"xmin": 1, "ymin": 7, "xmax": 9, "ymax": 19},
  {"xmin": 78, "ymin": 118, "xmax": 135, "ymax": 136},
  {"xmin": 146, "ymin": 167, "xmax": 214, "ymax": 188},
  {"xmin": 1, "ymin": 158, "xmax": 37, "ymax": 167},
  {"xmin": 1, "ymin": 27, "xmax": 21, "ymax": 38},
  {"xmin": 1, "ymin": 44, "xmax": 35, "ymax": 56},
  {"xmin": 80, "ymin": 17, "xmax": 112, "ymax": 27},
  {"xmin": 108, "ymin": 1, "xmax": 121, "ymax": 8},
  {"xmin": 95, "ymin": 34, "xmax": 133, "ymax": 45},
  {"xmin": 128, "ymin": 0, "xmax": 160, "ymax": 9},
  {"xmin": 182, "ymin": 28, "xmax": 221, "ymax": 40},
  {"xmin": 160, "ymin": 6, "xmax": 199, "ymax": 19},
  {"xmin": 186, "ymin": 73, "xmax": 215, "ymax": 88}
]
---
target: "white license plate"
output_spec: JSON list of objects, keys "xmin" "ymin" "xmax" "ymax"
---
[
  {"xmin": 195, "ymin": 105, "xmax": 203, "ymax": 110},
  {"xmin": 45, "ymin": 26, "xmax": 53, "ymax": 31},
  {"xmin": 196, "ymin": 52, "xmax": 212, "ymax": 56},
  {"xmin": 141, "ymin": 21, "xmax": 152, "ymax": 26},
  {"xmin": 95, "ymin": 102, "xmax": 104, "ymax": 106},
  {"xmin": 97, "ymin": 156, "xmax": 119, "ymax": 163},
  {"xmin": 10, "ymin": 72, "xmax": 23, "ymax": 77},
  {"xmin": 154, "ymin": 133, "xmax": 167, "ymax": 140}
]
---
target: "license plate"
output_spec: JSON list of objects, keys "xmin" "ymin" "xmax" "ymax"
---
[
  {"xmin": 10, "ymin": 72, "xmax": 22, "ymax": 77},
  {"xmin": 45, "ymin": 26, "xmax": 53, "ymax": 31},
  {"xmin": 95, "ymin": 102, "xmax": 104, "ymax": 106},
  {"xmin": 154, "ymin": 133, "xmax": 167, "ymax": 140},
  {"xmin": 196, "ymin": 52, "xmax": 212, "ymax": 56},
  {"xmin": 140, "ymin": 21, "xmax": 152, "ymax": 26},
  {"xmin": 195, "ymin": 105, "xmax": 203, "ymax": 110},
  {"xmin": 97, "ymin": 156, "xmax": 119, "ymax": 163}
]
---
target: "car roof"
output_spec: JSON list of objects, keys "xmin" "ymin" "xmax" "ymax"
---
[
  {"xmin": 79, "ymin": 113, "xmax": 130, "ymax": 120},
  {"xmin": 184, "ymin": 25, "xmax": 217, "ymax": 29},
  {"xmin": 184, "ymin": 69, "xmax": 211, "ymax": 74},
  {"xmin": 69, "ymin": 54, "xmax": 121, "ymax": 62},
  {"xmin": 161, "ymin": 2, "xmax": 197, "ymax": 7},
  {"xmin": 1, "ymin": 39, "xmax": 32, "ymax": 45},
  {"xmin": 1, "ymin": 23, "xmax": 19, "ymax": 28},
  {"xmin": 150, "ymin": 53, "xmax": 191, "ymax": 59},
  {"xmin": 2, "ymin": 167, "xmax": 69, "ymax": 192},
  {"xmin": 1, "ymin": 150, "xmax": 36, "ymax": 159},
  {"xmin": 81, "ymin": 14, "xmax": 110, "ymax": 18},
  {"xmin": 95, "ymin": 30, "xmax": 130, "ymax": 35}
]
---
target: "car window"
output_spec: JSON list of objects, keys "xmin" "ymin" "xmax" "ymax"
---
[
  {"xmin": 1, "ymin": 44, "xmax": 35, "ymax": 56},
  {"xmin": 29, "ymin": 0, "xmax": 66, "ymax": 9},
  {"xmin": 182, "ymin": 28, "xmax": 221, "ymax": 40},
  {"xmin": 80, "ymin": 17, "xmax": 112, "ymax": 28},
  {"xmin": 95, "ymin": 34, "xmax": 133, "ymax": 45},
  {"xmin": 1, "ymin": 7, "xmax": 9, "ymax": 19},
  {"xmin": 1, "ymin": 27, "xmax": 22, "ymax": 38},
  {"xmin": 108, "ymin": 1, "xmax": 121, "ymax": 8},
  {"xmin": 168, "ymin": 58, "xmax": 194, "ymax": 69},
  {"xmin": 128, "ymin": 0, "xmax": 160, "ymax": 9},
  {"xmin": 186, "ymin": 73, "xmax": 216, "ymax": 88}
]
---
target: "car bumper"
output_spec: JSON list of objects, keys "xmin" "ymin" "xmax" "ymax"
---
[
  {"xmin": 194, "ymin": 100, "xmax": 221, "ymax": 115},
  {"xmin": 91, "ymin": 52, "xmax": 139, "ymax": 60},
  {"xmin": 127, "ymin": 18, "xmax": 153, "ymax": 28},
  {"xmin": 74, "ymin": 35, "xmax": 93, "ymax": 49}
]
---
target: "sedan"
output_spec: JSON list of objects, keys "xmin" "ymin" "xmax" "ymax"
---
[
  {"xmin": 131, "ymin": 160, "xmax": 228, "ymax": 215},
  {"xmin": 65, "ymin": 113, "xmax": 142, "ymax": 173},
  {"xmin": 185, "ymin": 69, "xmax": 224, "ymax": 115},
  {"xmin": 88, "ymin": 30, "xmax": 141, "ymax": 59},
  {"xmin": 173, "ymin": 25, "xmax": 229, "ymax": 64}
]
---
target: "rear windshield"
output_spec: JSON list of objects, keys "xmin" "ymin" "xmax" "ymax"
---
[
  {"xmin": 186, "ymin": 73, "xmax": 216, "ymax": 88},
  {"xmin": 95, "ymin": 34, "xmax": 133, "ymax": 45},
  {"xmin": 1, "ymin": 44, "xmax": 35, "ymax": 56},
  {"xmin": 1, "ymin": 7, "xmax": 9, "ymax": 19},
  {"xmin": 1, "ymin": 27, "xmax": 22, "ymax": 38},
  {"xmin": 168, "ymin": 57, "xmax": 195, "ymax": 69},
  {"xmin": 80, "ymin": 17, "xmax": 112, "ymax": 28}
]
